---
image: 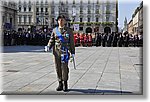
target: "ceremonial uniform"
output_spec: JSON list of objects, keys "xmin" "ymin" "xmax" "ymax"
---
[{"xmin": 47, "ymin": 25, "xmax": 75, "ymax": 91}]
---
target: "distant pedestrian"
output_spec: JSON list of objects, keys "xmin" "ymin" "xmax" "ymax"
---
[
  {"xmin": 118, "ymin": 33, "xmax": 124, "ymax": 47},
  {"xmin": 112, "ymin": 33, "xmax": 118, "ymax": 47},
  {"xmin": 88, "ymin": 33, "xmax": 92, "ymax": 47},
  {"xmin": 124, "ymin": 32, "xmax": 129, "ymax": 47}
]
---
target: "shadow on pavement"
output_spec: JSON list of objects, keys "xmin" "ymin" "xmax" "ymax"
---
[
  {"xmin": 1, "ymin": 89, "xmax": 133, "ymax": 95},
  {"xmin": 68, "ymin": 89, "xmax": 133, "ymax": 94}
]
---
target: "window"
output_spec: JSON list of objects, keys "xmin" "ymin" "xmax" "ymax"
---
[
  {"xmin": 88, "ymin": 18, "xmax": 90, "ymax": 22},
  {"xmin": 45, "ymin": 18, "xmax": 48, "ymax": 24},
  {"xmin": 10, "ymin": 18, "xmax": 12, "ymax": 24},
  {"xmin": 36, "ymin": 18, "xmax": 39, "ymax": 24},
  {"xmin": 106, "ymin": 15, "xmax": 109, "ymax": 22},
  {"xmin": 24, "ymin": 15, "xmax": 26, "ymax": 24},
  {"xmin": 45, "ymin": 8, "xmax": 48, "ymax": 12},
  {"xmin": 52, "ymin": 18, "xmax": 54, "ymax": 23},
  {"xmin": 41, "ymin": 8, "xmax": 43, "ymax": 12},
  {"xmin": 96, "ymin": 18, "xmax": 98, "ymax": 22},
  {"xmin": 24, "ymin": 7, "xmax": 26, "ymax": 12},
  {"xmin": 80, "ymin": 7, "xmax": 83, "ymax": 14},
  {"xmin": 2, "ymin": 16, "xmax": 5, "ymax": 23},
  {"xmin": 88, "ymin": 9, "xmax": 91, "ymax": 14},
  {"xmin": 29, "ymin": 16, "xmax": 31, "ymax": 24},
  {"xmin": 80, "ymin": 18, "xmax": 82, "ymax": 22},
  {"xmin": 19, "ymin": 16, "xmax": 21, "ymax": 24},
  {"xmin": 36, "ymin": 8, "xmax": 39, "ymax": 12},
  {"xmin": 51, "ymin": 8, "xmax": 54, "ymax": 14},
  {"xmin": 79, "ymin": 27, "xmax": 83, "ymax": 31},
  {"xmin": 29, "ymin": 7, "xmax": 31, "ymax": 12},
  {"xmin": 19, "ymin": 7, "xmax": 21, "ymax": 12}
]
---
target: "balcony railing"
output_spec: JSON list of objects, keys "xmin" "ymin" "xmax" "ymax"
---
[{"xmin": 69, "ymin": 22, "xmax": 114, "ymax": 26}]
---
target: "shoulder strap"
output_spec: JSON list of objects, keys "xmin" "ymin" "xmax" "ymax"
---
[{"xmin": 55, "ymin": 27, "xmax": 65, "ymax": 43}]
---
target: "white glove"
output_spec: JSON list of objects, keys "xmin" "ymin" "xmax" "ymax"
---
[
  {"xmin": 70, "ymin": 54, "xmax": 75, "ymax": 62},
  {"xmin": 44, "ymin": 46, "xmax": 50, "ymax": 52},
  {"xmin": 72, "ymin": 54, "xmax": 75, "ymax": 57}
]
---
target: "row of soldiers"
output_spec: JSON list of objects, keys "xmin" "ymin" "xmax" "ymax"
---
[
  {"xmin": 3, "ymin": 30, "xmax": 51, "ymax": 46},
  {"xmin": 95, "ymin": 32, "xmax": 143, "ymax": 47},
  {"xmin": 73, "ymin": 32, "xmax": 143, "ymax": 47},
  {"xmin": 3, "ymin": 30, "xmax": 142, "ymax": 47}
]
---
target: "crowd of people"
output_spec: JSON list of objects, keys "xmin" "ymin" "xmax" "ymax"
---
[
  {"xmin": 3, "ymin": 30, "xmax": 51, "ymax": 46},
  {"xmin": 74, "ymin": 32, "xmax": 143, "ymax": 47},
  {"xmin": 3, "ymin": 30, "xmax": 143, "ymax": 47}
]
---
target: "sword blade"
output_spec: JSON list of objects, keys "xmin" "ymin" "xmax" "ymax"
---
[{"xmin": 72, "ymin": 56, "xmax": 76, "ymax": 70}]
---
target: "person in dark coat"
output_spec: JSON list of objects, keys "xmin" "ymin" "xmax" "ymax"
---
[
  {"xmin": 95, "ymin": 33, "xmax": 101, "ymax": 47},
  {"xmin": 112, "ymin": 33, "xmax": 118, "ymax": 47},
  {"xmin": 107, "ymin": 33, "xmax": 113, "ymax": 47},
  {"xmin": 124, "ymin": 32, "xmax": 130, "ymax": 47},
  {"xmin": 118, "ymin": 33, "xmax": 124, "ymax": 47},
  {"xmin": 133, "ymin": 34, "xmax": 139, "ymax": 47},
  {"xmin": 102, "ymin": 33, "xmax": 107, "ymax": 47}
]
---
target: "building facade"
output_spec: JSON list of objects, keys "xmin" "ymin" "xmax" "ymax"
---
[
  {"xmin": 127, "ymin": 19, "xmax": 133, "ymax": 34},
  {"xmin": 17, "ymin": 0, "xmax": 51, "ymax": 32},
  {"xmin": 132, "ymin": 8, "xmax": 139, "ymax": 35},
  {"xmin": 128, "ymin": 1, "xmax": 143, "ymax": 35},
  {"xmin": 17, "ymin": 0, "xmax": 118, "ymax": 33},
  {"xmin": 1, "ymin": 0, "xmax": 18, "ymax": 31},
  {"xmin": 138, "ymin": 1, "xmax": 143, "ymax": 34},
  {"xmin": 51, "ymin": 0, "xmax": 118, "ymax": 33}
]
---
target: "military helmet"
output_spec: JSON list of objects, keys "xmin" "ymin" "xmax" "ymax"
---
[{"xmin": 56, "ymin": 15, "xmax": 66, "ymax": 21}]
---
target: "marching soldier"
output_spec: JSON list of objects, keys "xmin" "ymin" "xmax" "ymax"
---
[{"xmin": 47, "ymin": 15, "xmax": 75, "ymax": 91}]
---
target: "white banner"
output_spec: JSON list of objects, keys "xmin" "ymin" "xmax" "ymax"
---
[{"xmin": 73, "ymin": 24, "xmax": 79, "ymax": 31}]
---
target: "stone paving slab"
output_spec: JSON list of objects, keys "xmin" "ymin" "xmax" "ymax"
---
[{"xmin": 0, "ymin": 46, "xmax": 143, "ymax": 95}]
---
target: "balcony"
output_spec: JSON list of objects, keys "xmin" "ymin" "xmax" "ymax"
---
[
  {"xmin": 86, "ymin": 22, "xmax": 93, "ymax": 26},
  {"xmin": 102, "ymin": 22, "xmax": 114, "ymax": 26},
  {"xmin": 70, "ymin": 22, "xmax": 84, "ymax": 26}
]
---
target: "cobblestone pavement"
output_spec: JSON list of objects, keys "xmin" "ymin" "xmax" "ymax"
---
[{"xmin": 0, "ymin": 46, "xmax": 143, "ymax": 95}]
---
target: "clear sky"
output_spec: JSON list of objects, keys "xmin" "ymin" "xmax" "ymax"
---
[{"xmin": 118, "ymin": 0, "xmax": 142, "ymax": 29}]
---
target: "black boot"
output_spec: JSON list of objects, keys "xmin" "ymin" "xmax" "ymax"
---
[
  {"xmin": 63, "ymin": 81, "xmax": 68, "ymax": 92},
  {"xmin": 56, "ymin": 81, "xmax": 63, "ymax": 91}
]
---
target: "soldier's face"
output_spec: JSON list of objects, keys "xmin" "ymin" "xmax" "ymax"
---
[{"xmin": 58, "ymin": 18, "xmax": 66, "ymax": 26}]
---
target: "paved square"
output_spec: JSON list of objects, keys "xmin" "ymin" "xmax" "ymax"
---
[{"xmin": 1, "ymin": 46, "xmax": 143, "ymax": 95}]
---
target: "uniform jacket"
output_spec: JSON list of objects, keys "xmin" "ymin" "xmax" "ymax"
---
[{"xmin": 47, "ymin": 27, "xmax": 75, "ymax": 57}]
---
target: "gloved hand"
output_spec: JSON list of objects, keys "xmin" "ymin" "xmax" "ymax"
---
[
  {"xmin": 70, "ymin": 54, "xmax": 75, "ymax": 62},
  {"xmin": 72, "ymin": 54, "xmax": 75, "ymax": 57},
  {"xmin": 44, "ymin": 46, "xmax": 50, "ymax": 52}
]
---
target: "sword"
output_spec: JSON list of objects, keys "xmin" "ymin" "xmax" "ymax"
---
[
  {"xmin": 70, "ymin": 54, "xmax": 76, "ymax": 70},
  {"xmin": 72, "ymin": 55, "xmax": 76, "ymax": 70}
]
